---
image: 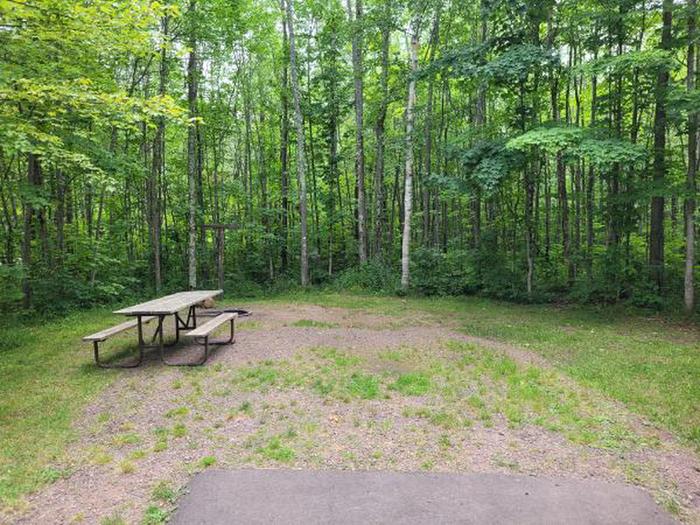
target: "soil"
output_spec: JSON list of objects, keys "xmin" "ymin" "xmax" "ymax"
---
[{"xmin": 2, "ymin": 303, "xmax": 699, "ymax": 525}]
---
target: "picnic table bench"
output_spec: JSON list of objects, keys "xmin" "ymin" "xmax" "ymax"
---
[{"xmin": 83, "ymin": 290, "xmax": 236, "ymax": 367}]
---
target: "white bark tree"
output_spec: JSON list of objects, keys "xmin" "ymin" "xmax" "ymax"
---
[{"xmin": 401, "ymin": 20, "xmax": 419, "ymax": 291}]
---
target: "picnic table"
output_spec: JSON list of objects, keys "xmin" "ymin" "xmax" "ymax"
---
[{"xmin": 84, "ymin": 290, "xmax": 237, "ymax": 367}]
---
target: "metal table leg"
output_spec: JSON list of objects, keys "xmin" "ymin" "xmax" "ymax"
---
[
  {"xmin": 163, "ymin": 315, "xmax": 235, "ymax": 367},
  {"xmin": 93, "ymin": 340, "xmax": 144, "ymax": 368}
]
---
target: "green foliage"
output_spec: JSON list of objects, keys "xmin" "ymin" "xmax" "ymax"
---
[
  {"xmin": 578, "ymin": 50, "xmax": 674, "ymax": 76},
  {"xmin": 410, "ymin": 248, "xmax": 476, "ymax": 296},
  {"xmin": 334, "ymin": 260, "xmax": 399, "ymax": 293},
  {"xmin": 507, "ymin": 126, "xmax": 584, "ymax": 154},
  {"xmin": 483, "ymin": 44, "xmax": 559, "ymax": 83}
]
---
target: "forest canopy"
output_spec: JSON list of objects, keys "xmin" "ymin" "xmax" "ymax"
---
[{"xmin": 0, "ymin": 0, "xmax": 698, "ymax": 312}]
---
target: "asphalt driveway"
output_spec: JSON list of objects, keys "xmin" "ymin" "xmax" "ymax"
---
[{"xmin": 171, "ymin": 469, "xmax": 676, "ymax": 524}]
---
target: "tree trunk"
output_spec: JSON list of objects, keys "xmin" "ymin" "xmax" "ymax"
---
[
  {"xmin": 686, "ymin": 0, "xmax": 697, "ymax": 312},
  {"xmin": 347, "ymin": 0, "xmax": 367, "ymax": 263},
  {"xmin": 279, "ymin": 2, "xmax": 290, "ymax": 273},
  {"xmin": 150, "ymin": 14, "xmax": 168, "ymax": 293},
  {"xmin": 285, "ymin": 0, "xmax": 309, "ymax": 286},
  {"xmin": 373, "ymin": 5, "xmax": 391, "ymax": 258},
  {"xmin": 423, "ymin": 12, "xmax": 440, "ymax": 247},
  {"xmin": 22, "ymin": 153, "xmax": 42, "ymax": 308},
  {"xmin": 401, "ymin": 23, "xmax": 419, "ymax": 291},
  {"xmin": 187, "ymin": 0, "xmax": 198, "ymax": 290},
  {"xmin": 650, "ymin": 0, "xmax": 672, "ymax": 290}
]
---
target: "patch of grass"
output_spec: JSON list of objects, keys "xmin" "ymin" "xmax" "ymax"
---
[
  {"xmin": 292, "ymin": 319, "xmax": 339, "ymax": 329},
  {"xmin": 118, "ymin": 460, "xmax": 135, "ymax": 474},
  {"xmin": 311, "ymin": 346, "xmax": 360, "ymax": 367},
  {"xmin": 421, "ymin": 460, "xmax": 435, "ymax": 470},
  {"xmin": 237, "ymin": 320, "xmax": 263, "ymax": 331},
  {"xmin": 260, "ymin": 292, "xmax": 700, "ymax": 447},
  {"xmin": 346, "ymin": 373, "xmax": 380, "ymax": 399},
  {"xmin": 445, "ymin": 340, "xmax": 650, "ymax": 449},
  {"xmin": 129, "ymin": 450, "xmax": 147, "ymax": 461},
  {"xmin": 112, "ymin": 433, "xmax": 141, "ymax": 448},
  {"xmin": 0, "ymin": 308, "xmax": 123, "ymax": 504},
  {"xmin": 38, "ymin": 467, "xmax": 66, "ymax": 484},
  {"xmin": 228, "ymin": 400, "xmax": 254, "ymax": 420},
  {"xmin": 164, "ymin": 406, "xmax": 189, "ymax": 418},
  {"xmin": 88, "ymin": 447, "xmax": 113, "ymax": 465},
  {"xmin": 172, "ymin": 423, "xmax": 187, "ymax": 438},
  {"xmin": 232, "ymin": 361, "xmax": 305, "ymax": 392},
  {"xmin": 378, "ymin": 349, "xmax": 405, "ymax": 362},
  {"xmin": 142, "ymin": 505, "xmax": 169, "ymax": 525},
  {"xmin": 389, "ymin": 372, "xmax": 431, "ymax": 396},
  {"xmin": 153, "ymin": 427, "xmax": 168, "ymax": 452},
  {"xmin": 199, "ymin": 456, "xmax": 217, "ymax": 468},
  {"xmin": 101, "ymin": 514, "xmax": 126, "ymax": 525},
  {"xmin": 151, "ymin": 481, "xmax": 176, "ymax": 503},
  {"xmin": 257, "ymin": 436, "xmax": 295, "ymax": 463},
  {"xmin": 403, "ymin": 407, "xmax": 466, "ymax": 429}
]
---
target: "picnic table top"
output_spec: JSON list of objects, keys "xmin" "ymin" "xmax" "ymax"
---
[{"xmin": 114, "ymin": 290, "xmax": 223, "ymax": 316}]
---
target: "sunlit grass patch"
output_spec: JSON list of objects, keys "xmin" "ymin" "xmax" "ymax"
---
[
  {"xmin": 231, "ymin": 360, "xmax": 305, "ymax": 391},
  {"xmin": 292, "ymin": 319, "xmax": 339, "ymax": 329},
  {"xmin": 199, "ymin": 456, "xmax": 216, "ymax": 468},
  {"xmin": 151, "ymin": 480, "xmax": 176, "ymax": 504},
  {"xmin": 378, "ymin": 349, "xmax": 405, "ymax": 362},
  {"xmin": 164, "ymin": 406, "xmax": 189, "ymax": 418},
  {"xmin": 111, "ymin": 433, "xmax": 140, "ymax": 448},
  {"xmin": 142, "ymin": 505, "xmax": 169, "ymax": 525},
  {"xmin": 346, "ymin": 373, "xmax": 380, "ymax": 399},
  {"xmin": 172, "ymin": 423, "xmax": 187, "ymax": 438},
  {"xmin": 257, "ymin": 436, "xmax": 295, "ymax": 463},
  {"xmin": 443, "ymin": 340, "xmax": 652, "ymax": 450},
  {"xmin": 311, "ymin": 346, "xmax": 361, "ymax": 367},
  {"xmin": 403, "ymin": 406, "xmax": 468, "ymax": 429},
  {"xmin": 389, "ymin": 372, "xmax": 431, "ymax": 396}
]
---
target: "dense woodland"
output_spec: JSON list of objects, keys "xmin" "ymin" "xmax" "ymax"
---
[{"xmin": 1, "ymin": 0, "xmax": 698, "ymax": 313}]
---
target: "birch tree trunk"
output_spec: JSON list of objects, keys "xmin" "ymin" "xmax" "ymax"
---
[
  {"xmin": 401, "ymin": 22, "xmax": 419, "ymax": 291},
  {"xmin": 285, "ymin": 0, "xmax": 309, "ymax": 286}
]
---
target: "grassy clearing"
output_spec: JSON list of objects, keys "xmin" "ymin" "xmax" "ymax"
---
[
  {"xmin": 216, "ymin": 340, "xmax": 652, "ymax": 452},
  {"xmin": 0, "ymin": 308, "xmax": 123, "ymax": 505},
  {"xmin": 258, "ymin": 292, "xmax": 700, "ymax": 448},
  {"xmin": 1, "ymin": 291, "xmax": 698, "ymax": 511}
]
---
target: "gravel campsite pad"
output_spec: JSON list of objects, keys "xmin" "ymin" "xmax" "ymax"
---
[{"xmin": 4, "ymin": 302, "xmax": 700, "ymax": 524}]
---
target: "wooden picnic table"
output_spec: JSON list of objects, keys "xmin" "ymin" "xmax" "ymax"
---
[{"xmin": 113, "ymin": 289, "xmax": 223, "ymax": 366}]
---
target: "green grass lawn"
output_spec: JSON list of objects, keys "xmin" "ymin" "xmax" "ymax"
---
[
  {"xmin": 0, "ymin": 308, "xmax": 124, "ymax": 505},
  {"xmin": 0, "ymin": 291, "xmax": 698, "ymax": 509}
]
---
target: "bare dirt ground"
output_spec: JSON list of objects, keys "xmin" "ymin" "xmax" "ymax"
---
[{"xmin": 4, "ymin": 303, "xmax": 700, "ymax": 524}]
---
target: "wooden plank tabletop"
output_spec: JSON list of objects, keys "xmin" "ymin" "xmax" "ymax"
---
[{"xmin": 114, "ymin": 290, "xmax": 223, "ymax": 316}]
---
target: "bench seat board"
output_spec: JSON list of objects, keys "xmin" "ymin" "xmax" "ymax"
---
[
  {"xmin": 83, "ymin": 316, "xmax": 156, "ymax": 342},
  {"xmin": 186, "ymin": 313, "xmax": 237, "ymax": 338}
]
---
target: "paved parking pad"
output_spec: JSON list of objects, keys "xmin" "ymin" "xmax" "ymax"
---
[{"xmin": 171, "ymin": 469, "xmax": 676, "ymax": 524}]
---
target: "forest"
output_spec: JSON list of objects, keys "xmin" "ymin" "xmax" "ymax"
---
[{"xmin": 1, "ymin": 0, "xmax": 699, "ymax": 313}]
